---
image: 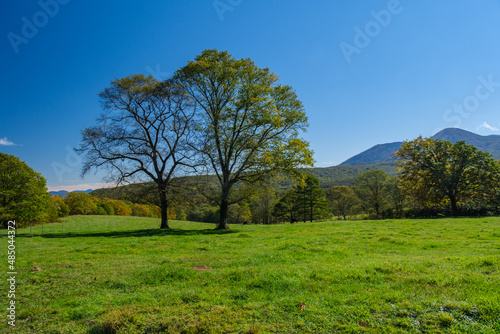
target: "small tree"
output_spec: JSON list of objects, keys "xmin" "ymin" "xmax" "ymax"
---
[
  {"xmin": 96, "ymin": 200, "xmax": 115, "ymax": 215},
  {"xmin": 48, "ymin": 195, "xmax": 70, "ymax": 221},
  {"xmin": 105, "ymin": 199, "xmax": 131, "ymax": 216},
  {"xmin": 227, "ymin": 203, "xmax": 252, "ymax": 224},
  {"xmin": 78, "ymin": 75, "xmax": 196, "ymax": 229},
  {"xmin": 131, "ymin": 204, "xmax": 151, "ymax": 217},
  {"xmin": 65, "ymin": 192, "xmax": 97, "ymax": 215},
  {"xmin": 326, "ymin": 185, "xmax": 361, "ymax": 220},
  {"xmin": 294, "ymin": 174, "xmax": 329, "ymax": 222},
  {"xmin": 176, "ymin": 50, "xmax": 313, "ymax": 229},
  {"xmin": 273, "ymin": 190, "xmax": 299, "ymax": 223},
  {"xmin": 250, "ymin": 185, "xmax": 277, "ymax": 224},
  {"xmin": 354, "ymin": 170, "xmax": 388, "ymax": 218},
  {"xmin": 384, "ymin": 176, "xmax": 405, "ymax": 218}
]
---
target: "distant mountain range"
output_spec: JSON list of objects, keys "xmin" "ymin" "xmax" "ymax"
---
[
  {"xmin": 49, "ymin": 189, "xmax": 94, "ymax": 197},
  {"xmin": 340, "ymin": 128, "xmax": 500, "ymax": 166}
]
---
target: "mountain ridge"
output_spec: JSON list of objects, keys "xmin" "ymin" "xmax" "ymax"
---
[
  {"xmin": 339, "ymin": 128, "xmax": 500, "ymax": 166},
  {"xmin": 49, "ymin": 189, "xmax": 94, "ymax": 197}
]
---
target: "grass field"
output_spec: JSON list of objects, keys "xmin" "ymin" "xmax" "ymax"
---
[{"xmin": 1, "ymin": 216, "xmax": 500, "ymax": 333}]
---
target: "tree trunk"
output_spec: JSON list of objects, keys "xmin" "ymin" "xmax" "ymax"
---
[
  {"xmin": 217, "ymin": 199, "xmax": 229, "ymax": 229},
  {"xmin": 159, "ymin": 190, "xmax": 170, "ymax": 229},
  {"xmin": 216, "ymin": 185, "xmax": 230, "ymax": 230},
  {"xmin": 449, "ymin": 195, "xmax": 459, "ymax": 216},
  {"xmin": 373, "ymin": 198, "xmax": 380, "ymax": 219},
  {"xmin": 310, "ymin": 198, "xmax": 313, "ymax": 222}
]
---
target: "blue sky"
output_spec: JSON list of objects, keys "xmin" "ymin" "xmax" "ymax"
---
[{"xmin": 2, "ymin": 0, "xmax": 500, "ymax": 191}]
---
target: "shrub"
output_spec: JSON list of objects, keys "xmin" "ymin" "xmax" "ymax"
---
[{"xmin": 131, "ymin": 204, "xmax": 150, "ymax": 217}]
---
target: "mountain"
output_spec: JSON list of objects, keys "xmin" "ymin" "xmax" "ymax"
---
[
  {"xmin": 339, "ymin": 142, "xmax": 402, "ymax": 166},
  {"xmin": 432, "ymin": 128, "xmax": 500, "ymax": 157},
  {"xmin": 49, "ymin": 189, "xmax": 93, "ymax": 197},
  {"xmin": 340, "ymin": 128, "xmax": 500, "ymax": 166}
]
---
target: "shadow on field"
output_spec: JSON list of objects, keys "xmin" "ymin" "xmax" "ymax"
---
[{"xmin": 20, "ymin": 228, "xmax": 239, "ymax": 239}]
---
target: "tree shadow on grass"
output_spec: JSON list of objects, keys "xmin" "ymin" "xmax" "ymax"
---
[{"xmin": 17, "ymin": 228, "xmax": 239, "ymax": 239}]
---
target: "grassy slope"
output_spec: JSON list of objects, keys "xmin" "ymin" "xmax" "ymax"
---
[{"xmin": 1, "ymin": 216, "xmax": 499, "ymax": 333}]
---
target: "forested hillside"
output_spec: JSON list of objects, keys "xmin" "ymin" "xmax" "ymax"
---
[{"xmin": 91, "ymin": 162, "xmax": 399, "ymax": 200}]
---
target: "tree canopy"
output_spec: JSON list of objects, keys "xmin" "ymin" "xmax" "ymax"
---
[
  {"xmin": 354, "ymin": 170, "xmax": 388, "ymax": 218},
  {"xmin": 77, "ymin": 74, "xmax": 196, "ymax": 228},
  {"xmin": 176, "ymin": 49, "xmax": 313, "ymax": 229},
  {"xmin": 326, "ymin": 185, "xmax": 361, "ymax": 220},
  {"xmin": 396, "ymin": 137, "xmax": 500, "ymax": 215},
  {"xmin": 0, "ymin": 153, "xmax": 50, "ymax": 227}
]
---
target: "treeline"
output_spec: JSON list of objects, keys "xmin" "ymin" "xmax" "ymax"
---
[
  {"xmin": 48, "ymin": 192, "xmax": 165, "ymax": 222},
  {"xmin": 3, "ymin": 136, "xmax": 500, "ymax": 228},
  {"xmin": 36, "ymin": 163, "xmax": 500, "ymax": 228}
]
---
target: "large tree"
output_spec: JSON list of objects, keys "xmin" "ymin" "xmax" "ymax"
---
[
  {"xmin": 77, "ymin": 75, "xmax": 196, "ymax": 229},
  {"xmin": 176, "ymin": 50, "xmax": 313, "ymax": 229},
  {"xmin": 396, "ymin": 137, "xmax": 500, "ymax": 215},
  {"xmin": 0, "ymin": 153, "xmax": 50, "ymax": 228}
]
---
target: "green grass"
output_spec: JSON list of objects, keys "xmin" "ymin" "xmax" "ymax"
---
[{"xmin": 1, "ymin": 216, "xmax": 500, "ymax": 333}]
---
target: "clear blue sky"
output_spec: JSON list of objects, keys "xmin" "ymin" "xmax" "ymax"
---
[{"xmin": 2, "ymin": 0, "xmax": 500, "ymax": 191}]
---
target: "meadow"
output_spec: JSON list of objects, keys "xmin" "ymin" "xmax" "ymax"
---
[{"xmin": 1, "ymin": 216, "xmax": 499, "ymax": 333}]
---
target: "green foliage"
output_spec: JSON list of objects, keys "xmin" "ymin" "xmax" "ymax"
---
[
  {"xmin": 383, "ymin": 176, "xmax": 406, "ymax": 218},
  {"xmin": 186, "ymin": 204, "xmax": 220, "ymax": 224},
  {"xmin": 326, "ymin": 185, "xmax": 361, "ymax": 220},
  {"xmin": 48, "ymin": 195, "xmax": 70, "ymax": 222},
  {"xmin": 105, "ymin": 199, "xmax": 131, "ymax": 216},
  {"xmin": 65, "ymin": 192, "xmax": 97, "ymax": 215},
  {"xmin": 308, "ymin": 162, "xmax": 398, "ymax": 188},
  {"xmin": 176, "ymin": 49, "xmax": 313, "ymax": 229},
  {"xmin": 354, "ymin": 170, "xmax": 389, "ymax": 218},
  {"xmin": 274, "ymin": 175, "xmax": 329, "ymax": 223},
  {"xmin": 227, "ymin": 203, "xmax": 252, "ymax": 224},
  {"xmin": 250, "ymin": 185, "xmax": 277, "ymax": 224},
  {"xmin": 294, "ymin": 174, "xmax": 329, "ymax": 222},
  {"xmin": 131, "ymin": 204, "xmax": 151, "ymax": 217},
  {"xmin": 396, "ymin": 137, "xmax": 500, "ymax": 215},
  {"xmin": 273, "ymin": 190, "xmax": 299, "ymax": 223},
  {"xmin": 0, "ymin": 153, "xmax": 50, "ymax": 227},
  {"xmin": 174, "ymin": 207, "xmax": 187, "ymax": 221},
  {"xmin": 96, "ymin": 201, "xmax": 115, "ymax": 216}
]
